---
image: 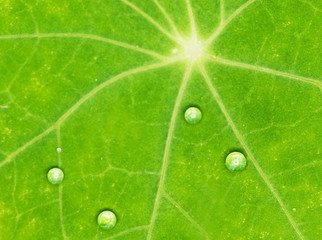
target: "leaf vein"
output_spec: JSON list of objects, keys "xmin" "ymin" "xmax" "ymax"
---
[
  {"xmin": 185, "ymin": 0, "xmax": 197, "ymax": 40},
  {"xmin": 163, "ymin": 192, "xmax": 210, "ymax": 240},
  {"xmin": 212, "ymin": 56, "xmax": 322, "ymax": 90},
  {"xmin": 57, "ymin": 127, "xmax": 67, "ymax": 239},
  {"xmin": 7, "ymin": 38, "xmax": 40, "ymax": 90},
  {"xmin": 153, "ymin": 0, "xmax": 183, "ymax": 40},
  {"xmin": 103, "ymin": 225, "xmax": 149, "ymax": 240},
  {"xmin": 120, "ymin": 0, "xmax": 182, "ymax": 44},
  {"xmin": 204, "ymin": 0, "xmax": 256, "ymax": 46},
  {"xmin": 198, "ymin": 61, "xmax": 305, "ymax": 240},
  {"xmin": 0, "ymin": 33, "xmax": 167, "ymax": 60},
  {"xmin": 147, "ymin": 60, "xmax": 193, "ymax": 240},
  {"xmin": 0, "ymin": 59, "xmax": 181, "ymax": 169}
]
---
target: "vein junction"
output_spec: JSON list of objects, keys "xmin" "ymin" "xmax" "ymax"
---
[{"xmin": 0, "ymin": 0, "xmax": 320, "ymax": 239}]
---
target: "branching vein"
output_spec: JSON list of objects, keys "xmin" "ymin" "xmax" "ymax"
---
[
  {"xmin": 198, "ymin": 61, "xmax": 305, "ymax": 240},
  {"xmin": 0, "ymin": 59, "xmax": 182, "ymax": 169},
  {"xmin": 0, "ymin": 126, "xmax": 56, "ymax": 169},
  {"xmin": 0, "ymin": 33, "xmax": 167, "ymax": 60},
  {"xmin": 57, "ymin": 126, "xmax": 67, "ymax": 239},
  {"xmin": 103, "ymin": 225, "xmax": 149, "ymax": 240},
  {"xmin": 120, "ymin": 0, "xmax": 182, "ymax": 44},
  {"xmin": 163, "ymin": 192, "xmax": 210, "ymax": 239},
  {"xmin": 220, "ymin": 0, "xmax": 225, "ymax": 24},
  {"xmin": 7, "ymin": 38, "xmax": 40, "ymax": 90},
  {"xmin": 204, "ymin": 0, "xmax": 256, "ymax": 46},
  {"xmin": 185, "ymin": 0, "xmax": 197, "ymax": 41},
  {"xmin": 212, "ymin": 56, "xmax": 322, "ymax": 89},
  {"xmin": 153, "ymin": 0, "xmax": 183, "ymax": 40},
  {"xmin": 147, "ymin": 60, "xmax": 193, "ymax": 240}
]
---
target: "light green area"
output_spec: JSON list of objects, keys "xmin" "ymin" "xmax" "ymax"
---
[
  {"xmin": 97, "ymin": 210, "xmax": 117, "ymax": 230},
  {"xmin": 185, "ymin": 107, "xmax": 202, "ymax": 124},
  {"xmin": 225, "ymin": 152, "xmax": 247, "ymax": 172},
  {"xmin": 47, "ymin": 167, "xmax": 64, "ymax": 184},
  {"xmin": 0, "ymin": 0, "xmax": 321, "ymax": 239}
]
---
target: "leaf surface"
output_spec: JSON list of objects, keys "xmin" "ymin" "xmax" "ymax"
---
[{"xmin": 0, "ymin": 0, "xmax": 321, "ymax": 239}]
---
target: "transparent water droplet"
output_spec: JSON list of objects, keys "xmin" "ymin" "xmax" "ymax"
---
[
  {"xmin": 56, "ymin": 147, "xmax": 62, "ymax": 153},
  {"xmin": 185, "ymin": 107, "xmax": 202, "ymax": 124},
  {"xmin": 47, "ymin": 168, "xmax": 64, "ymax": 184},
  {"xmin": 292, "ymin": 208, "xmax": 296, "ymax": 212},
  {"xmin": 225, "ymin": 152, "xmax": 247, "ymax": 172},
  {"xmin": 97, "ymin": 210, "xmax": 117, "ymax": 230}
]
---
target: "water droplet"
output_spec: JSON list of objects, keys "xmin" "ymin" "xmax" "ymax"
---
[
  {"xmin": 225, "ymin": 152, "xmax": 247, "ymax": 172},
  {"xmin": 97, "ymin": 210, "xmax": 117, "ymax": 230},
  {"xmin": 47, "ymin": 168, "xmax": 64, "ymax": 184},
  {"xmin": 185, "ymin": 107, "xmax": 202, "ymax": 124},
  {"xmin": 56, "ymin": 147, "xmax": 62, "ymax": 153},
  {"xmin": 292, "ymin": 208, "xmax": 296, "ymax": 212}
]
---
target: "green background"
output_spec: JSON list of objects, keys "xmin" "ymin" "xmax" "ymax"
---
[{"xmin": 0, "ymin": 0, "xmax": 321, "ymax": 239}]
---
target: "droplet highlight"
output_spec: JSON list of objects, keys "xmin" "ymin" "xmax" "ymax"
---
[
  {"xmin": 47, "ymin": 168, "xmax": 64, "ymax": 184},
  {"xmin": 225, "ymin": 152, "xmax": 247, "ymax": 172},
  {"xmin": 185, "ymin": 107, "xmax": 202, "ymax": 124},
  {"xmin": 97, "ymin": 210, "xmax": 117, "ymax": 230}
]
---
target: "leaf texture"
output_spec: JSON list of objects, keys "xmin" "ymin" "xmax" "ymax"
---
[{"xmin": 0, "ymin": 0, "xmax": 321, "ymax": 239}]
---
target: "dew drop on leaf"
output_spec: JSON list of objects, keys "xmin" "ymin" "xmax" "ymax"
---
[
  {"xmin": 47, "ymin": 168, "xmax": 64, "ymax": 184},
  {"xmin": 184, "ymin": 107, "xmax": 202, "ymax": 124},
  {"xmin": 225, "ymin": 152, "xmax": 247, "ymax": 172},
  {"xmin": 97, "ymin": 210, "xmax": 117, "ymax": 230}
]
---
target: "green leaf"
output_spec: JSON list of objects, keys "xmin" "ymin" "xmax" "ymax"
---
[{"xmin": 0, "ymin": 0, "xmax": 321, "ymax": 239}]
